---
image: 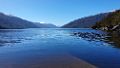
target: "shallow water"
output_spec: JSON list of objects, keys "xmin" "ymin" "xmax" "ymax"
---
[{"xmin": 0, "ymin": 28, "xmax": 120, "ymax": 68}]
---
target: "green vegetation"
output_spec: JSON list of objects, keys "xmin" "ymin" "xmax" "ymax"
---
[
  {"xmin": 92, "ymin": 10, "xmax": 120, "ymax": 31},
  {"xmin": 92, "ymin": 9, "xmax": 120, "ymax": 47}
]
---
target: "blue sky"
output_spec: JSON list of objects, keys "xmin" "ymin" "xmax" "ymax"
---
[{"xmin": 0, "ymin": 0, "xmax": 120, "ymax": 26}]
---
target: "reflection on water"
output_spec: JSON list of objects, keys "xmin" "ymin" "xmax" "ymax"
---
[
  {"xmin": 106, "ymin": 32, "xmax": 120, "ymax": 48},
  {"xmin": 0, "ymin": 28, "xmax": 120, "ymax": 68},
  {"xmin": 71, "ymin": 31, "xmax": 120, "ymax": 48},
  {"xmin": 71, "ymin": 32, "xmax": 107, "ymax": 42}
]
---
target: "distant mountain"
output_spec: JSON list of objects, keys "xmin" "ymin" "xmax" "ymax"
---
[
  {"xmin": 92, "ymin": 9, "xmax": 120, "ymax": 32},
  {"xmin": 62, "ymin": 13, "xmax": 108, "ymax": 28},
  {"xmin": 0, "ymin": 12, "xmax": 38, "ymax": 29},
  {"xmin": 35, "ymin": 23, "xmax": 57, "ymax": 28},
  {"xmin": 0, "ymin": 12, "xmax": 57, "ymax": 29}
]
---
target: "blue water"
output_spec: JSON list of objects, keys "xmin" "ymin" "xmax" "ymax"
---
[{"xmin": 0, "ymin": 28, "xmax": 120, "ymax": 68}]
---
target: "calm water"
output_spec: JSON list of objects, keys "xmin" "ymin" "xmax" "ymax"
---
[{"xmin": 0, "ymin": 28, "xmax": 120, "ymax": 68}]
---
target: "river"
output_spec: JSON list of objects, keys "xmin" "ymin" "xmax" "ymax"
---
[{"xmin": 0, "ymin": 28, "xmax": 120, "ymax": 68}]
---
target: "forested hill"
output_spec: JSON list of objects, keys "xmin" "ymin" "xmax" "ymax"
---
[
  {"xmin": 62, "ymin": 13, "xmax": 108, "ymax": 28},
  {"xmin": 92, "ymin": 9, "xmax": 120, "ymax": 31}
]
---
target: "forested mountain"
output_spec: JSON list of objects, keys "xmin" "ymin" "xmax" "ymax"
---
[
  {"xmin": 62, "ymin": 13, "xmax": 108, "ymax": 28},
  {"xmin": 92, "ymin": 9, "xmax": 120, "ymax": 32},
  {"xmin": 0, "ymin": 12, "xmax": 57, "ymax": 29}
]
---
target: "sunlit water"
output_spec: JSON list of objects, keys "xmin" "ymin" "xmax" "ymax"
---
[{"xmin": 0, "ymin": 28, "xmax": 120, "ymax": 68}]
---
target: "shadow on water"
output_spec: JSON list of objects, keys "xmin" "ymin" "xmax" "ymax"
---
[{"xmin": 71, "ymin": 31, "xmax": 120, "ymax": 49}]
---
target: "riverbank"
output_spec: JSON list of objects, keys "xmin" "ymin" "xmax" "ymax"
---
[{"xmin": 0, "ymin": 54, "xmax": 96, "ymax": 68}]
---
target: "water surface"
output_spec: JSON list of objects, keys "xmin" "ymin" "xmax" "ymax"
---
[{"xmin": 0, "ymin": 28, "xmax": 120, "ymax": 68}]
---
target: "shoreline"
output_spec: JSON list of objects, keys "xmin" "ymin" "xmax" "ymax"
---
[{"xmin": 0, "ymin": 54, "xmax": 97, "ymax": 68}]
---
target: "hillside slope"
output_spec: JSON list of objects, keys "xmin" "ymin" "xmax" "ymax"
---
[
  {"xmin": 62, "ymin": 13, "xmax": 108, "ymax": 28},
  {"xmin": 92, "ymin": 10, "xmax": 120, "ymax": 31},
  {"xmin": 0, "ymin": 12, "xmax": 57, "ymax": 29},
  {"xmin": 0, "ymin": 12, "xmax": 38, "ymax": 29}
]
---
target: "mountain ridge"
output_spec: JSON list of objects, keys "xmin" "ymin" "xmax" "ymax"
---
[
  {"xmin": 0, "ymin": 12, "xmax": 57, "ymax": 29},
  {"xmin": 62, "ymin": 13, "xmax": 108, "ymax": 28}
]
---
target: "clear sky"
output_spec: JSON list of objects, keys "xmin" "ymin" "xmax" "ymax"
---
[{"xmin": 0, "ymin": 0, "xmax": 120, "ymax": 26}]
